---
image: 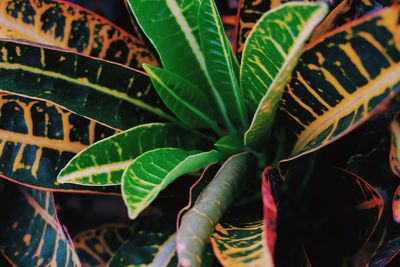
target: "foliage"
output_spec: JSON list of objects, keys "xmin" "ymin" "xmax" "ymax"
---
[{"xmin": 0, "ymin": 0, "xmax": 399, "ymax": 266}]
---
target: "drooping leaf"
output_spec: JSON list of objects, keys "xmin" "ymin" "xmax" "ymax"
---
[
  {"xmin": 275, "ymin": 165, "xmax": 383, "ymax": 266},
  {"xmin": 0, "ymin": 39, "xmax": 174, "ymax": 130},
  {"xmin": 127, "ymin": 0, "xmax": 236, "ymax": 133},
  {"xmin": 0, "ymin": 0, "xmax": 156, "ymax": 68},
  {"xmin": 390, "ymin": 115, "xmax": 400, "ymax": 178},
  {"xmin": 73, "ymin": 223, "xmax": 136, "ymax": 266},
  {"xmin": 210, "ymin": 166, "xmax": 280, "ymax": 267},
  {"xmin": 58, "ymin": 123, "xmax": 208, "ymax": 186},
  {"xmin": 0, "ymin": 94, "xmax": 120, "ymax": 193},
  {"xmin": 393, "ymin": 185, "xmax": 400, "ymax": 224},
  {"xmin": 279, "ymin": 6, "xmax": 400, "ymax": 162},
  {"xmin": 177, "ymin": 153, "xmax": 255, "ymax": 267},
  {"xmin": 143, "ymin": 64, "xmax": 220, "ymax": 132},
  {"xmin": 122, "ymin": 148, "xmax": 223, "ymax": 219},
  {"xmin": 0, "ymin": 184, "xmax": 80, "ymax": 266},
  {"xmin": 199, "ymin": 0, "xmax": 247, "ymax": 129},
  {"xmin": 241, "ymin": 2, "xmax": 328, "ymax": 148}
]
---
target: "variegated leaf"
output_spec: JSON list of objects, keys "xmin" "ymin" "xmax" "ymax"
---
[
  {"xmin": 0, "ymin": 40, "xmax": 174, "ymax": 130},
  {"xmin": 390, "ymin": 115, "xmax": 400, "ymax": 178},
  {"xmin": 241, "ymin": 2, "xmax": 328, "ymax": 148},
  {"xmin": 394, "ymin": 185, "xmax": 400, "ymax": 223},
  {"xmin": 279, "ymin": 6, "xmax": 400, "ymax": 161},
  {"xmin": 0, "ymin": 0, "xmax": 156, "ymax": 68},
  {"xmin": 0, "ymin": 185, "xmax": 80, "ymax": 266},
  {"xmin": 58, "ymin": 123, "xmax": 208, "ymax": 186},
  {"xmin": 0, "ymin": 94, "xmax": 120, "ymax": 193},
  {"xmin": 122, "ymin": 148, "xmax": 223, "ymax": 219}
]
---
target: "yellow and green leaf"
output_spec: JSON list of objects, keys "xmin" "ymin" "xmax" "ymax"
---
[
  {"xmin": 0, "ymin": 185, "xmax": 80, "ymax": 266},
  {"xmin": 279, "ymin": 6, "xmax": 400, "ymax": 161},
  {"xmin": 241, "ymin": 2, "xmax": 328, "ymax": 149},
  {"xmin": 0, "ymin": 94, "xmax": 120, "ymax": 193},
  {"xmin": 0, "ymin": 0, "xmax": 157, "ymax": 68},
  {"xmin": 0, "ymin": 40, "xmax": 174, "ymax": 130},
  {"xmin": 58, "ymin": 123, "xmax": 209, "ymax": 186},
  {"xmin": 122, "ymin": 148, "xmax": 223, "ymax": 219}
]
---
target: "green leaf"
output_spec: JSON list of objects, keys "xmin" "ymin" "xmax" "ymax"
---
[
  {"xmin": 214, "ymin": 135, "xmax": 243, "ymax": 155},
  {"xmin": 241, "ymin": 2, "xmax": 328, "ymax": 148},
  {"xmin": 0, "ymin": 40, "xmax": 174, "ymax": 130},
  {"xmin": 0, "ymin": 94, "xmax": 119, "ymax": 194},
  {"xmin": 279, "ymin": 6, "xmax": 400, "ymax": 162},
  {"xmin": 177, "ymin": 152, "xmax": 255, "ymax": 267},
  {"xmin": 0, "ymin": 0, "xmax": 156, "ymax": 69},
  {"xmin": 122, "ymin": 148, "xmax": 223, "ymax": 219},
  {"xmin": 390, "ymin": 115, "xmax": 400, "ymax": 178},
  {"xmin": 143, "ymin": 64, "xmax": 221, "ymax": 133},
  {"xmin": 199, "ymin": 0, "xmax": 247, "ymax": 129},
  {"xmin": 58, "ymin": 123, "xmax": 207, "ymax": 186},
  {"xmin": 127, "ymin": 0, "xmax": 235, "ymax": 134},
  {"xmin": 0, "ymin": 185, "xmax": 80, "ymax": 266}
]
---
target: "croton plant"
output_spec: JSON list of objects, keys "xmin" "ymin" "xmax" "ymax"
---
[{"xmin": 0, "ymin": 0, "xmax": 399, "ymax": 266}]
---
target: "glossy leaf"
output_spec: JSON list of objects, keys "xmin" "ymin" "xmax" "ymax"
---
[
  {"xmin": 73, "ymin": 223, "xmax": 136, "ymax": 266},
  {"xmin": 0, "ymin": 40, "xmax": 173, "ymax": 130},
  {"xmin": 0, "ymin": 185, "xmax": 80, "ymax": 266},
  {"xmin": 0, "ymin": 94, "xmax": 120, "ymax": 193},
  {"xmin": 122, "ymin": 148, "xmax": 223, "ymax": 219},
  {"xmin": 279, "ymin": 6, "xmax": 400, "ymax": 161},
  {"xmin": 390, "ymin": 116, "xmax": 400, "ymax": 178},
  {"xmin": 58, "ymin": 123, "xmax": 207, "ymax": 186},
  {"xmin": 0, "ymin": 0, "xmax": 156, "ymax": 68},
  {"xmin": 143, "ymin": 64, "xmax": 220, "ymax": 131},
  {"xmin": 177, "ymin": 153, "xmax": 254, "ymax": 267},
  {"xmin": 394, "ymin": 185, "xmax": 400, "ymax": 224},
  {"xmin": 127, "ymin": 0, "xmax": 235, "ymax": 133},
  {"xmin": 241, "ymin": 2, "xmax": 328, "ymax": 148},
  {"xmin": 199, "ymin": 0, "xmax": 247, "ymax": 128}
]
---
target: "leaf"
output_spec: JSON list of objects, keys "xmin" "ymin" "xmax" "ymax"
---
[
  {"xmin": 143, "ymin": 64, "xmax": 220, "ymax": 132},
  {"xmin": 235, "ymin": 0, "xmax": 286, "ymax": 61},
  {"xmin": 177, "ymin": 152, "xmax": 255, "ymax": 267},
  {"xmin": 73, "ymin": 223, "xmax": 136, "ymax": 266},
  {"xmin": 0, "ymin": 39, "xmax": 174, "ymax": 130},
  {"xmin": 210, "ymin": 166, "xmax": 280, "ymax": 267},
  {"xmin": 390, "ymin": 116, "xmax": 400, "ymax": 178},
  {"xmin": 58, "ymin": 123, "xmax": 208, "ymax": 186},
  {"xmin": 0, "ymin": 184, "xmax": 80, "ymax": 266},
  {"xmin": 0, "ymin": 0, "xmax": 156, "ymax": 68},
  {"xmin": 241, "ymin": 2, "xmax": 328, "ymax": 148},
  {"xmin": 394, "ymin": 185, "xmax": 400, "ymax": 224},
  {"xmin": 122, "ymin": 148, "xmax": 223, "ymax": 219},
  {"xmin": 214, "ymin": 135, "xmax": 243, "ymax": 155},
  {"xmin": 370, "ymin": 235, "xmax": 400, "ymax": 266},
  {"xmin": 279, "ymin": 6, "xmax": 400, "ymax": 161},
  {"xmin": 0, "ymin": 94, "xmax": 120, "ymax": 193},
  {"xmin": 127, "ymin": 0, "xmax": 235, "ymax": 133},
  {"xmin": 199, "ymin": 0, "xmax": 247, "ymax": 128}
]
